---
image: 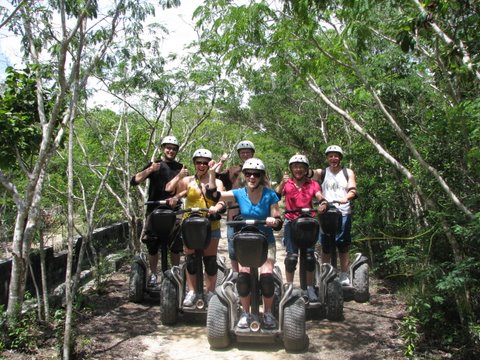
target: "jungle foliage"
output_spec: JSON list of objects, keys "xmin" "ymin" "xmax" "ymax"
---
[{"xmin": 0, "ymin": 0, "xmax": 479, "ymax": 358}]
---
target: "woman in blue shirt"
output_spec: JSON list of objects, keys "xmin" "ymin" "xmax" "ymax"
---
[{"xmin": 207, "ymin": 158, "xmax": 282, "ymax": 329}]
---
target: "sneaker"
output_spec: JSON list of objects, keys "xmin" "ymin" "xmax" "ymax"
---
[
  {"xmin": 237, "ymin": 312, "xmax": 251, "ymax": 329},
  {"xmin": 147, "ymin": 273, "xmax": 157, "ymax": 287},
  {"xmin": 183, "ymin": 291, "xmax": 197, "ymax": 307},
  {"xmin": 307, "ymin": 286, "xmax": 318, "ymax": 302},
  {"xmin": 205, "ymin": 291, "xmax": 215, "ymax": 304},
  {"xmin": 262, "ymin": 312, "xmax": 277, "ymax": 329},
  {"xmin": 340, "ymin": 272, "xmax": 350, "ymax": 286}
]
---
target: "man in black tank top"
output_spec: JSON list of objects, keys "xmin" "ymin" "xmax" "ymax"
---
[{"xmin": 130, "ymin": 136, "xmax": 188, "ymax": 287}]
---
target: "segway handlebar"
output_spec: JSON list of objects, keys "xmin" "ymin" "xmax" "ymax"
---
[
  {"xmin": 284, "ymin": 208, "xmax": 319, "ymax": 214},
  {"xmin": 145, "ymin": 200, "xmax": 169, "ymax": 206},
  {"xmin": 226, "ymin": 219, "xmax": 267, "ymax": 226}
]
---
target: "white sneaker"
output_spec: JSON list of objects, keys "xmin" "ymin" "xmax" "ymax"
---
[
  {"xmin": 340, "ymin": 272, "xmax": 350, "ymax": 286},
  {"xmin": 147, "ymin": 273, "xmax": 157, "ymax": 287},
  {"xmin": 307, "ymin": 286, "xmax": 318, "ymax": 302},
  {"xmin": 183, "ymin": 291, "xmax": 197, "ymax": 307},
  {"xmin": 262, "ymin": 312, "xmax": 277, "ymax": 329},
  {"xmin": 237, "ymin": 312, "xmax": 251, "ymax": 329}
]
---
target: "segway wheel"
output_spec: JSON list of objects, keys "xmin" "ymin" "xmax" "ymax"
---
[
  {"xmin": 207, "ymin": 295, "xmax": 231, "ymax": 349},
  {"xmin": 128, "ymin": 262, "xmax": 145, "ymax": 303},
  {"xmin": 215, "ymin": 267, "xmax": 225, "ymax": 289},
  {"xmin": 283, "ymin": 297, "xmax": 308, "ymax": 352},
  {"xmin": 353, "ymin": 262, "xmax": 370, "ymax": 303},
  {"xmin": 326, "ymin": 280, "xmax": 344, "ymax": 321},
  {"xmin": 160, "ymin": 278, "xmax": 178, "ymax": 325}
]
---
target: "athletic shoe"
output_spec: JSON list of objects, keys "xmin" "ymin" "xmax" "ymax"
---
[
  {"xmin": 237, "ymin": 312, "xmax": 251, "ymax": 329},
  {"xmin": 147, "ymin": 273, "xmax": 157, "ymax": 287},
  {"xmin": 262, "ymin": 312, "xmax": 277, "ymax": 329},
  {"xmin": 307, "ymin": 286, "xmax": 318, "ymax": 302},
  {"xmin": 183, "ymin": 291, "xmax": 197, "ymax": 307},
  {"xmin": 340, "ymin": 272, "xmax": 350, "ymax": 286}
]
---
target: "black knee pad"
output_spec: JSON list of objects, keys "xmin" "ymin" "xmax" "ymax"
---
[
  {"xmin": 284, "ymin": 254, "xmax": 298, "ymax": 273},
  {"xmin": 236, "ymin": 272, "xmax": 251, "ymax": 297},
  {"xmin": 260, "ymin": 273, "xmax": 275, "ymax": 298},
  {"xmin": 142, "ymin": 235, "xmax": 160, "ymax": 256},
  {"xmin": 203, "ymin": 256, "xmax": 218, "ymax": 276},
  {"xmin": 186, "ymin": 254, "xmax": 197, "ymax": 275},
  {"xmin": 338, "ymin": 243, "xmax": 349, "ymax": 254},
  {"xmin": 306, "ymin": 252, "xmax": 316, "ymax": 272}
]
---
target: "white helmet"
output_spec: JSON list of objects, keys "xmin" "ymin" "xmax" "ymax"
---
[
  {"xmin": 242, "ymin": 158, "xmax": 265, "ymax": 172},
  {"xmin": 236, "ymin": 140, "xmax": 255, "ymax": 153},
  {"xmin": 325, "ymin": 145, "xmax": 344, "ymax": 157},
  {"xmin": 289, "ymin": 154, "xmax": 309, "ymax": 167},
  {"xmin": 160, "ymin": 135, "xmax": 179, "ymax": 148},
  {"xmin": 192, "ymin": 148, "xmax": 212, "ymax": 160}
]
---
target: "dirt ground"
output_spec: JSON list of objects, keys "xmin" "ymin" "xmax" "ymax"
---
[{"xmin": 1, "ymin": 230, "xmax": 407, "ymax": 360}]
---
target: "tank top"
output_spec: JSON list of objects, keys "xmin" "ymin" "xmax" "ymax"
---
[
  {"xmin": 321, "ymin": 167, "xmax": 351, "ymax": 216},
  {"xmin": 184, "ymin": 177, "xmax": 220, "ymax": 231}
]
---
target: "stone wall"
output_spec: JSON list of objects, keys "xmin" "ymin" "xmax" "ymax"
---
[{"xmin": 0, "ymin": 221, "xmax": 131, "ymax": 307}]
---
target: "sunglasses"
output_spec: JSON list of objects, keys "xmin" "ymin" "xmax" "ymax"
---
[
  {"xmin": 195, "ymin": 161, "xmax": 209, "ymax": 166},
  {"xmin": 164, "ymin": 146, "xmax": 178, "ymax": 151},
  {"xmin": 243, "ymin": 171, "xmax": 262, "ymax": 178}
]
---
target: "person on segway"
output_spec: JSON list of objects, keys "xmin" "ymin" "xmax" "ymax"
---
[
  {"xmin": 206, "ymin": 158, "xmax": 282, "ymax": 329},
  {"xmin": 215, "ymin": 140, "xmax": 256, "ymax": 273},
  {"xmin": 309, "ymin": 145, "xmax": 357, "ymax": 286},
  {"xmin": 275, "ymin": 154, "xmax": 328, "ymax": 302},
  {"xmin": 130, "ymin": 135, "xmax": 188, "ymax": 287},
  {"xmin": 166, "ymin": 148, "xmax": 226, "ymax": 307}
]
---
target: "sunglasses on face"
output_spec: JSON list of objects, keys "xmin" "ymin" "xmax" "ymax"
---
[
  {"xmin": 195, "ymin": 161, "xmax": 209, "ymax": 166},
  {"xmin": 164, "ymin": 146, "xmax": 178, "ymax": 152},
  {"xmin": 243, "ymin": 171, "xmax": 262, "ymax": 178}
]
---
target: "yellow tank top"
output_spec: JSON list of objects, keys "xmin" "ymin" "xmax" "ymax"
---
[{"xmin": 184, "ymin": 178, "xmax": 220, "ymax": 231}]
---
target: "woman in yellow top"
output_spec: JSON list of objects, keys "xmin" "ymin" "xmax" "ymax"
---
[{"xmin": 166, "ymin": 148, "xmax": 225, "ymax": 306}]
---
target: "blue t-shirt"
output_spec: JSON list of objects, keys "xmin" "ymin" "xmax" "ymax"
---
[{"xmin": 232, "ymin": 187, "xmax": 280, "ymax": 243}]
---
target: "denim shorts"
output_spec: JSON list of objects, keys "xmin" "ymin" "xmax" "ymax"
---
[{"xmin": 283, "ymin": 219, "xmax": 318, "ymax": 255}]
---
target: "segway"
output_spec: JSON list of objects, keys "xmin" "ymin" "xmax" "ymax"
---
[
  {"xmin": 286, "ymin": 208, "xmax": 343, "ymax": 320},
  {"xmin": 319, "ymin": 202, "xmax": 369, "ymax": 303},
  {"xmin": 129, "ymin": 200, "xmax": 180, "ymax": 303},
  {"xmin": 160, "ymin": 207, "xmax": 231, "ymax": 325},
  {"xmin": 207, "ymin": 219, "xmax": 308, "ymax": 352}
]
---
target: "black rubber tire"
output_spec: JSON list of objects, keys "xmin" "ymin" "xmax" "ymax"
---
[
  {"xmin": 353, "ymin": 263, "xmax": 370, "ymax": 303},
  {"xmin": 283, "ymin": 297, "xmax": 308, "ymax": 352},
  {"xmin": 215, "ymin": 267, "xmax": 225, "ymax": 289},
  {"xmin": 326, "ymin": 280, "xmax": 344, "ymax": 321},
  {"xmin": 160, "ymin": 278, "xmax": 178, "ymax": 325},
  {"xmin": 207, "ymin": 295, "xmax": 231, "ymax": 349},
  {"xmin": 128, "ymin": 262, "xmax": 145, "ymax": 303}
]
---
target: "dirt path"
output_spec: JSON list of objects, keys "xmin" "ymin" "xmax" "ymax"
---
[
  {"xmin": 0, "ymin": 226, "xmax": 407, "ymax": 359},
  {"xmin": 72, "ymin": 234, "xmax": 406, "ymax": 360}
]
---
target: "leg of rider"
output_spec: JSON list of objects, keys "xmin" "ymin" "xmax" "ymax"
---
[
  {"xmin": 203, "ymin": 237, "xmax": 219, "ymax": 292},
  {"xmin": 338, "ymin": 214, "xmax": 352, "ymax": 272},
  {"xmin": 149, "ymin": 253, "xmax": 159, "ymax": 274},
  {"xmin": 260, "ymin": 259, "xmax": 275, "ymax": 313},
  {"xmin": 185, "ymin": 249, "xmax": 197, "ymax": 294},
  {"xmin": 284, "ymin": 253, "xmax": 298, "ymax": 283},
  {"xmin": 237, "ymin": 265, "xmax": 251, "ymax": 313},
  {"xmin": 283, "ymin": 221, "xmax": 297, "ymax": 283}
]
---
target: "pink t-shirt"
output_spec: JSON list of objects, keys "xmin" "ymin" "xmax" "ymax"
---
[{"xmin": 283, "ymin": 178, "xmax": 321, "ymax": 220}]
